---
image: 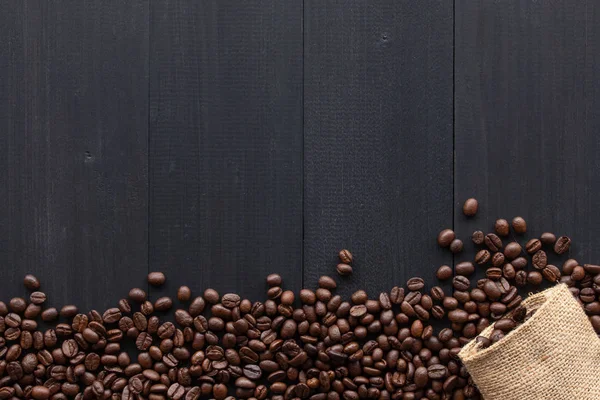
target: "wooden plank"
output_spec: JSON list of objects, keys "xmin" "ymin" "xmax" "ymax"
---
[
  {"xmin": 304, "ymin": 1, "xmax": 454, "ymax": 298},
  {"xmin": 0, "ymin": 1, "xmax": 149, "ymax": 311},
  {"xmin": 149, "ymin": 1, "xmax": 303, "ymax": 300},
  {"xmin": 455, "ymin": 1, "xmax": 600, "ymax": 267}
]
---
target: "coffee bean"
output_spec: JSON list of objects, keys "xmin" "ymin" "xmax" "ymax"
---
[
  {"xmin": 475, "ymin": 249, "xmax": 491, "ymax": 265},
  {"xmin": 318, "ymin": 276, "xmax": 337, "ymax": 290},
  {"xmin": 554, "ymin": 236, "xmax": 571, "ymax": 254},
  {"xmin": 503, "ymin": 263, "xmax": 516, "ymax": 280},
  {"xmin": 584, "ymin": 264, "xmax": 600, "ymax": 275},
  {"xmin": 495, "ymin": 219, "xmax": 510, "ymax": 236},
  {"xmin": 41, "ymin": 308, "xmax": 58, "ymax": 322},
  {"xmin": 177, "ymin": 286, "xmax": 192, "ymax": 302},
  {"xmin": 204, "ymin": 289, "xmax": 220, "ymax": 304},
  {"xmin": 472, "ymin": 230, "xmax": 484, "ymax": 245},
  {"xmin": 484, "ymin": 233, "xmax": 502, "ymax": 252},
  {"xmin": 515, "ymin": 270, "xmax": 527, "ymax": 286},
  {"xmin": 512, "ymin": 256, "xmax": 528, "ymax": 269},
  {"xmin": 454, "ymin": 262, "xmax": 474, "ymax": 277},
  {"xmin": 527, "ymin": 271, "xmax": 543, "ymax": 286},
  {"xmin": 486, "ymin": 267, "xmax": 502, "ymax": 280},
  {"xmin": 339, "ymin": 249, "xmax": 353, "ymax": 264},
  {"xmin": 511, "ymin": 216, "xmax": 527, "ymax": 234},
  {"xmin": 436, "ymin": 265, "xmax": 453, "ymax": 280},
  {"xmin": 532, "ymin": 250, "xmax": 548, "ymax": 270},
  {"xmin": 23, "ymin": 274, "xmax": 41, "ymax": 291},
  {"xmin": 437, "ymin": 229, "xmax": 455, "ymax": 247},
  {"xmin": 540, "ymin": 232, "xmax": 557, "ymax": 245},
  {"xmin": 543, "ymin": 265, "xmax": 561, "ymax": 282},
  {"xmin": 462, "ymin": 198, "xmax": 478, "ymax": 216},
  {"xmin": 449, "ymin": 239, "xmax": 464, "ymax": 254},
  {"xmin": 452, "ymin": 276, "xmax": 470, "ymax": 291},
  {"xmin": 129, "ymin": 288, "xmax": 147, "ymax": 303},
  {"xmin": 147, "ymin": 272, "xmax": 166, "ymax": 287},
  {"xmin": 504, "ymin": 242, "xmax": 522, "ymax": 260},
  {"xmin": 266, "ymin": 274, "xmax": 282, "ymax": 287},
  {"xmin": 154, "ymin": 297, "xmax": 173, "ymax": 311},
  {"xmin": 9, "ymin": 298, "xmax": 26, "ymax": 313},
  {"xmin": 526, "ymin": 238, "xmax": 542, "ymax": 254},
  {"xmin": 407, "ymin": 277, "xmax": 425, "ymax": 291},
  {"xmin": 491, "ymin": 252, "xmax": 505, "ymax": 267},
  {"xmin": 337, "ymin": 263, "xmax": 353, "ymax": 276}
]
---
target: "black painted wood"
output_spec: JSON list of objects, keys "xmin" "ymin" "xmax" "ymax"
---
[
  {"xmin": 303, "ymin": 1, "xmax": 454, "ymax": 298},
  {"xmin": 455, "ymin": 1, "xmax": 600, "ymax": 271},
  {"xmin": 149, "ymin": 1, "xmax": 303, "ymax": 301},
  {"xmin": 0, "ymin": 1, "xmax": 149, "ymax": 311}
]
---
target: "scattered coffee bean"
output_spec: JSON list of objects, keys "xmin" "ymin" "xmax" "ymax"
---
[
  {"xmin": 177, "ymin": 286, "xmax": 192, "ymax": 302},
  {"xmin": 472, "ymin": 230, "xmax": 484, "ymax": 245},
  {"xmin": 436, "ymin": 265, "xmax": 453, "ymax": 280},
  {"xmin": 449, "ymin": 238, "xmax": 464, "ymax": 254},
  {"xmin": 147, "ymin": 272, "xmax": 166, "ymax": 286},
  {"xmin": 540, "ymin": 232, "xmax": 557, "ymax": 246},
  {"xmin": 463, "ymin": 198, "xmax": 479, "ymax": 216},
  {"xmin": 336, "ymin": 263, "xmax": 353, "ymax": 276},
  {"xmin": 495, "ymin": 219, "xmax": 510, "ymax": 236},
  {"xmin": 338, "ymin": 249, "xmax": 353, "ymax": 264},
  {"xmin": 437, "ymin": 229, "xmax": 455, "ymax": 247},
  {"xmin": 511, "ymin": 216, "xmax": 527, "ymax": 234},
  {"xmin": 554, "ymin": 236, "xmax": 572, "ymax": 254},
  {"xmin": 23, "ymin": 274, "xmax": 40, "ymax": 290}
]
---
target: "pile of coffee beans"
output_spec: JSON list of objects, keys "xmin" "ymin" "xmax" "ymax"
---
[{"xmin": 0, "ymin": 199, "xmax": 598, "ymax": 400}]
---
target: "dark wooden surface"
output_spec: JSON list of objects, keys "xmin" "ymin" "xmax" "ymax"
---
[{"xmin": 1, "ymin": 0, "xmax": 599, "ymax": 309}]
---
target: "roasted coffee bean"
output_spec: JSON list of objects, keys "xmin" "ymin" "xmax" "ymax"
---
[
  {"xmin": 437, "ymin": 229, "xmax": 455, "ymax": 247},
  {"xmin": 542, "ymin": 265, "xmax": 561, "ymax": 283},
  {"xmin": 511, "ymin": 216, "xmax": 527, "ymax": 234},
  {"xmin": 452, "ymin": 276, "xmax": 470, "ymax": 291},
  {"xmin": 337, "ymin": 263, "xmax": 353, "ymax": 276},
  {"xmin": 436, "ymin": 265, "xmax": 453, "ymax": 280},
  {"xmin": 540, "ymin": 232, "xmax": 557, "ymax": 245},
  {"xmin": 266, "ymin": 274, "xmax": 282, "ymax": 287},
  {"xmin": 526, "ymin": 239, "xmax": 542, "ymax": 254},
  {"xmin": 407, "ymin": 278, "xmax": 425, "ymax": 291},
  {"xmin": 470, "ymin": 231, "xmax": 486, "ymax": 249},
  {"xmin": 319, "ymin": 276, "xmax": 337, "ymax": 290},
  {"xmin": 486, "ymin": 267, "xmax": 502, "ymax": 280},
  {"xmin": 475, "ymin": 250, "xmax": 491, "ymax": 265},
  {"xmin": 155, "ymin": 297, "xmax": 173, "ymax": 311},
  {"xmin": 527, "ymin": 271, "xmax": 543, "ymax": 286},
  {"xmin": 484, "ymin": 233, "xmax": 502, "ymax": 252},
  {"xmin": 449, "ymin": 239, "xmax": 464, "ymax": 254},
  {"xmin": 515, "ymin": 270, "xmax": 527, "ymax": 286},
  {"xmin": 41, "ymin": 308, "xmax": 59, "ymax": 322},
  {"xmin": 178, "ymin": 286, "xmax": 192, "ymax": 302},
  {"xmin": 463, "ymin": 198, "xmax": 478, "ymax": 216},
  {"xmin": 455, "ymin": 262, "xmax": 474, "ymax": 276},
  {"xmin": 129, "ymin": 288, "xmax": 147, "ymax": 303},
  {"xmin": 339, "ymin": 249, "xmax": 353, "ymax": 264},
  {"xmin": 554, "ymin": 236, "xmax": 571, "ymax": 254},
  {"xmin": 148, "ymin": 272, "xmax": 166, "ymax": 286},
  {"xmin": 9, "ymin": 298, "xmax": 26, "ymax": 313},
  {"xmin": 504, "ymin": 242, "xmax": 522, "ymax": 260},
  {"xmin": 532, "ymin": 250, "xmax": 548, "ymax": 270},
  {"xmin": 490, "ymin": 252, "xmax": 504, "ymax": 267},
  {"xmin": 23, "ymin": 274, "xmax": 41, "ymax": 291},
  {"xmin": 30, "ymin": 291, "xmax": 46, "ymax": 305},
  {"xmin": 495, "ymin": 219, "xmax": 510, "ymax": 236}
]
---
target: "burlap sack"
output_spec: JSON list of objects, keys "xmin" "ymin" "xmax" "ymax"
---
[{"xmin": 459, "ymin": 284, "xmax": 600, "ymax": 400}]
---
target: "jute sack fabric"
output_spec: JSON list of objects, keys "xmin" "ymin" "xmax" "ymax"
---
[{"xmin": 459, "ymin": 284, "xmax": 600, "ymax": 400}]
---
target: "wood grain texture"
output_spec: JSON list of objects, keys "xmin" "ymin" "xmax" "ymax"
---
[
  {"xmin": 303, "ymin": 1, "xmax": 454, "ymax": 298},
  {"xmin": 149, "ymin": 1, "xmax": 303, "ymax": 300},
  {"xmin": 455, "ymin": 0, "xmax": 600, "ymax": 268},
  {"xmin": 0, "ymin": 1, "xmax": 149, "ymax": 311}
]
